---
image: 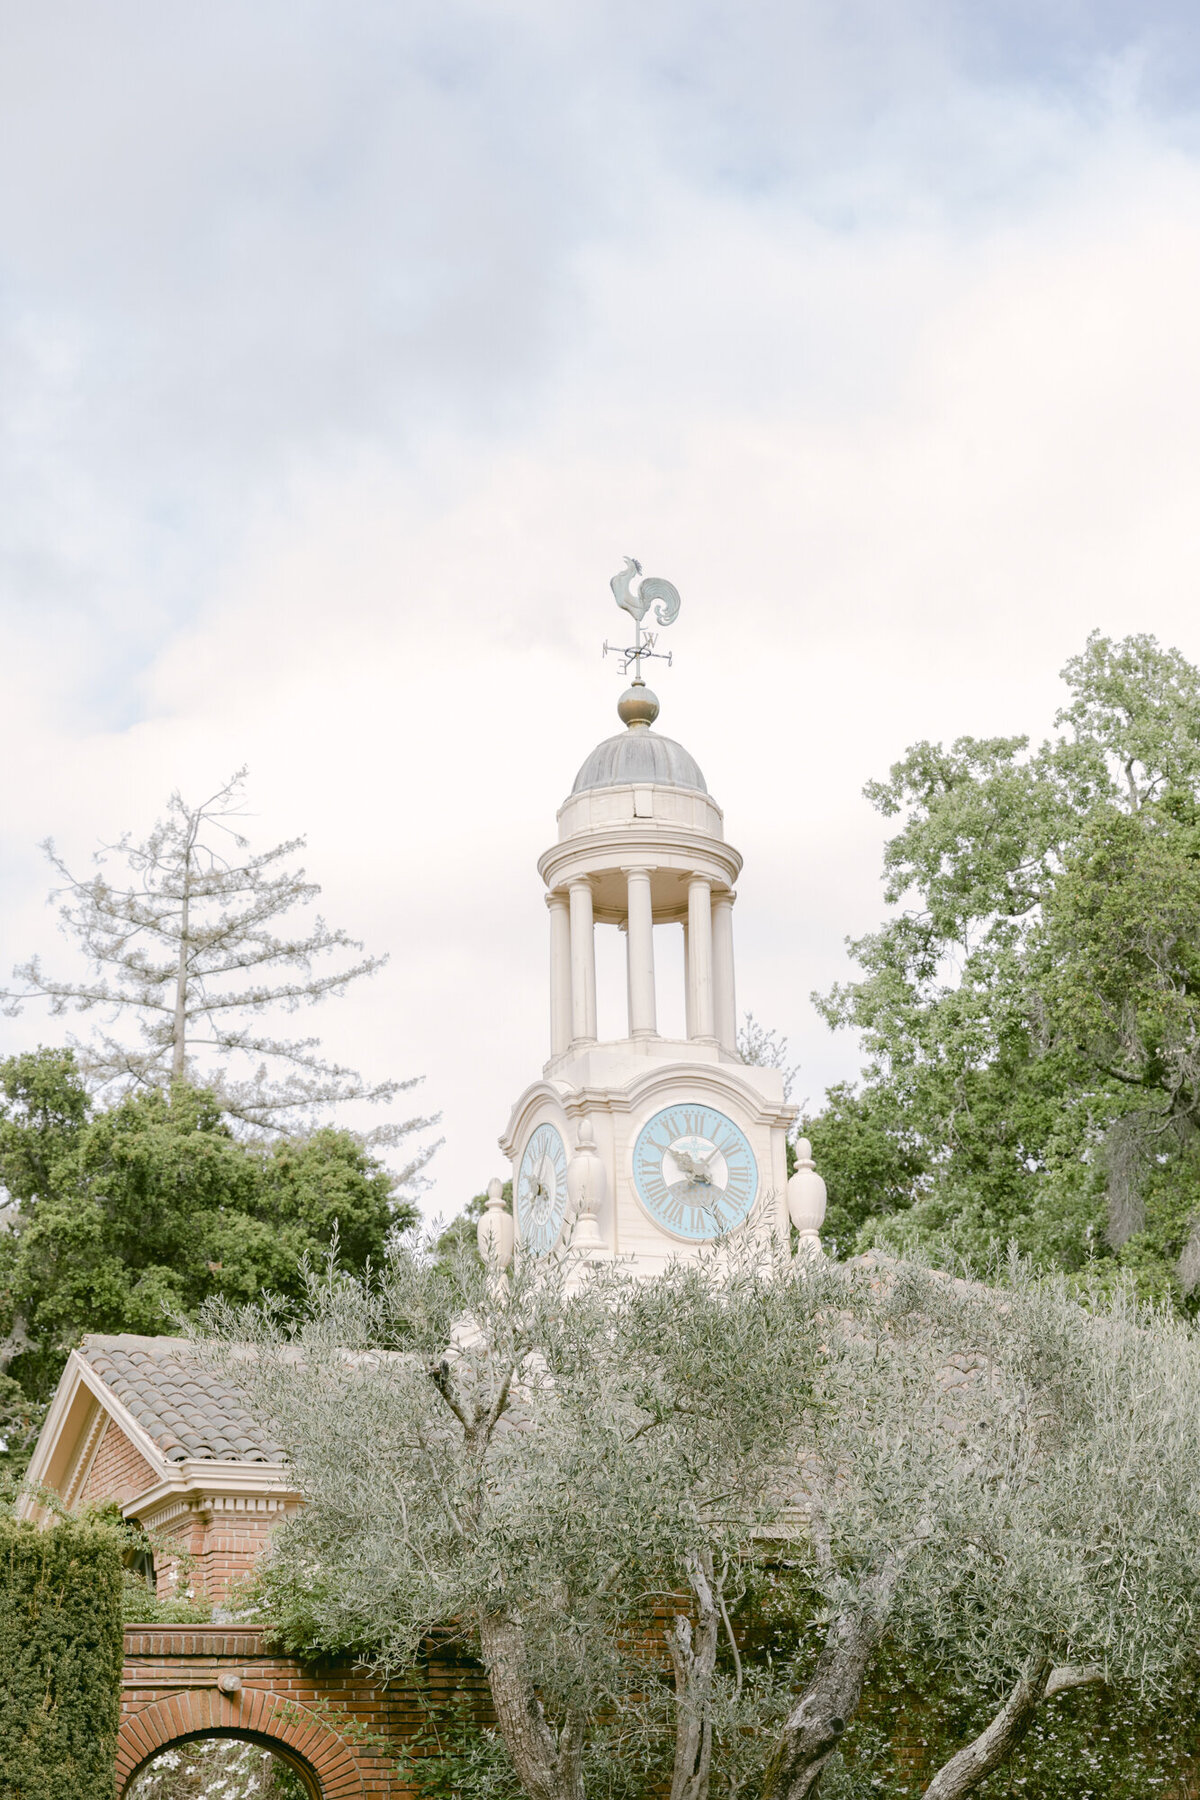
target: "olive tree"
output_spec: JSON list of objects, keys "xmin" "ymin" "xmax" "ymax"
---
[
  {"xmin": 205, "ymin": 1241, "xmax": 830, "ymax": 1800},
  {"xmin": 905, "ymin": 1270, "xmax": 1200, "ymax": 1800},
  {"xmin": 764, "ymin": 1256, "xmax": 1200, "ymax": 1800},
  {"xmin": 203, "ymin": 1247, "xmax": 1200, "ymax": 1800}
]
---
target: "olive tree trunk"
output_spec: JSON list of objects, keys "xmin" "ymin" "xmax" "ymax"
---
[
  {"xmin": 921, "ymin": 1659, "xmax": 1103, "ymax": 1800},
  {"xmin": 760, "ymin": 1563, "xmax": 898, "ymax": 1800},
  {"xmin": 668, "ymin": 1551, "xmax": 722, "ymax": 1800},
  {"xmin": 478, "ymin": 1611, "xmax": 587, "ymax": 1800}
]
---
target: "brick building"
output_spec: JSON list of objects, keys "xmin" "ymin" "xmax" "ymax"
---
[
  {"xmin": 20, "ymin": 1332, "xmax": 459, "ymax": 1796},
  {"xmin": 21, "ymin": 1332, "xmax": 299, "ymax": 1606}
]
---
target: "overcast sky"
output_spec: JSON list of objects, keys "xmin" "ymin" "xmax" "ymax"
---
[{"xmin": 4, "ymin": 1, "xmax": 1200, "ymax": 1217}]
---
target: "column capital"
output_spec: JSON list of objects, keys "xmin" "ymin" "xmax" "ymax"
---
[{"xmin": 545, "ymin": 890, "xmax": 570, "ymax": 911}]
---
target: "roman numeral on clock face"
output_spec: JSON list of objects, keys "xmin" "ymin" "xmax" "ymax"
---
[{"xmin": 517, "ymin": 1121, "xmax": 567, "ymax": 1257}]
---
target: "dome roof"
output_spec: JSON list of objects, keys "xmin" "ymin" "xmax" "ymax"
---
[{"xmin": 571, "ymin": 729, "xmax": 707, "ymax": 795}]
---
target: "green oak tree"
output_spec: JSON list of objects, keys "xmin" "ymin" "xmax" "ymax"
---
[
  {"xmin": 0, "ymin": 1048, "xmax": 417, "ymax": 1421},
  {"xmin": 810, "ymin": 630, "xmax": 1200, "ymax": 1304}
]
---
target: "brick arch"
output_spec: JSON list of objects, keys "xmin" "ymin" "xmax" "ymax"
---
[
  {"xmin": 116, "ymin": 1688, "xmax": 365, "ymax": 1799},
  {"xmin": 123, "ymin": 1728, "xmax": 323, "ymax": 1799}
]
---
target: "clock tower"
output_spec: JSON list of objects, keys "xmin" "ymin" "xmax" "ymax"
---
[{"xmin": 491, "ymin": 564, "xmax": 823, "ymax": 1275}]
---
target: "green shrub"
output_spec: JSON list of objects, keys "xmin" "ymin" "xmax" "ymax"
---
[
  {"xmin": 120, "ymin": 1568, "xmax": 213, "ymax": 1626},
  {"xmin": 0, "ymin": 1516, "xmax": 123, "ymax": 1800}
]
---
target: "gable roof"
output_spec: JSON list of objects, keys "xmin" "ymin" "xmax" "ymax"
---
[{"xmin": 78, "ymin": 1334, "xmax": 283, "ymax": 1465}]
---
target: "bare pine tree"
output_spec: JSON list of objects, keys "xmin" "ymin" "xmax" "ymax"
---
[
  {"xmin": 737, "ymin": 1012, "xmax": 801, "ymax": 1105},
  {"xmin": 2, "ymin": 771, "xmax": 437, "ymax": 1160}
]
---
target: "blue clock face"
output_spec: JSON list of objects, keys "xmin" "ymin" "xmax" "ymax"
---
[
  {"xmin": 632, "ymin": 1104, "xmax": 758, "ymax": 1242},
  {"xmin": 516, "ymin": 1122, "xmax": 569, "ymax": 1257}
]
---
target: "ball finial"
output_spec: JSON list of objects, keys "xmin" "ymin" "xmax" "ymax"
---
[{"xmin": 617, "ymin": 678, "xmax": 660, "ymax": 730}]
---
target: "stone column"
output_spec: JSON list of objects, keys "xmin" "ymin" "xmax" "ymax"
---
[
  {"xmin": 682, "ymin": 920, "xmax": 693, "ymax": 1039},
  {"xmin": 569, "ymin": 879, "xmax": 597, "ymax": 1045},
  {"xmin": 547, "ymin": 893, "xmax": 572, "ymax": 1058},
  {"xmin": 686, "ymin": 876, "xmax": 715, "ymax": 1041},
  {"xmin": 625, "ymin": 867, "xmax": 657, "ymax": 1038},
  {"xmin": 712, "ymin": 890, "xmax": 737, "ymax": 1052}
]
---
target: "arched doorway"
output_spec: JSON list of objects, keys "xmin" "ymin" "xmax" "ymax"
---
[
  {"xmin": 116, "ymin": 1689, "xmax": 366, "ymax": 1798},
  {"xmin": 125, "ymin": 1731, "xmax": 317, "ymax": 1798}
]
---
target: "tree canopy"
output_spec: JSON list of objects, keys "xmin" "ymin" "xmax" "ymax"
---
[
  {"xmin": 809, "ymin": 631, "xmax": 1200, "ymax": 1305},
  {"xmin": 0, "ymin": 1048, "xmax": 416, "ymax": 1422},
  {"xmin": 205, "ymin": 1238, "xmax": 1200, "ymax": 1800}
]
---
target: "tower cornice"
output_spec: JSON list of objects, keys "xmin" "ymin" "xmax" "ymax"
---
[{"xmin": 538, "ymin": 827, "xmax": 741, "ymax": 921}]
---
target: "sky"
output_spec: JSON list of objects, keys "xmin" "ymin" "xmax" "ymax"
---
[{"xmin": 4, "ymin": 0, "xmax": 1200, "ymax": 1219}]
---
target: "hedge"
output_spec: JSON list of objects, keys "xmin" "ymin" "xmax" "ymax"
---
[{"xmin": 0, "ymin": 1516, "xmax": 123, "ymax": 1800}]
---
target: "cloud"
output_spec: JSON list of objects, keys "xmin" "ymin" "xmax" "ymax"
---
[{"xmin": 5, "ymin": 2, "xmax": 1200, "ymax": 1210}]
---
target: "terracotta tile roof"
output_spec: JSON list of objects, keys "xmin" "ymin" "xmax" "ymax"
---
[{"xmin": 79, "ymin": 1334, "xmax": 284, "ymax": 1466}]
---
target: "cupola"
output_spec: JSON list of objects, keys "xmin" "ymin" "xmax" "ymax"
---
[{"xmin": 497, "ymin": 561, "xmax": 800, "ymax": 1276}]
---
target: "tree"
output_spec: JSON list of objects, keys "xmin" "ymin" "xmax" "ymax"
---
[
  {"xmin": 899, "ymin": 1265, "xmax": 1200, "ymax": 1800},
  {"xmin": 203, "ymin": 1240, "xmax": 1200, "ymax": 1800},
  {"xmin": 812, "ymin": 631, "xmax": 1200, "ymax": 1303},
  {"xmin": 431, "ymin": 1185, "xmax": 497, "ymax": 1274},
  {"xmin": 206, "ymin": 1242, "xmax": 830, "ymax": 1800},
  {"xmin": 127, "ymin": 1740, "xmax": 306, "ymax": 1799},
  {"xmin": 2, "ymin": 770, "xmax": 435, "ymax": 1153},
  {"xmin": 737, "ymin": 1014, "xmax": 801, "ymax": 1106},
  {"xmin": 0, "ymin": 1048, "xmax": 417, "ymax": 1413}
]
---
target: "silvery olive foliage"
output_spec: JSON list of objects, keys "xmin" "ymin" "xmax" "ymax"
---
[
  {"xmin": 763, "ymin": 1255, "xmax": 1200, "ymax": 1800},
  {"xmin": 204, "ymin": 1239, "xmax": 827, "ymax": 1800},
  {"xmin": 1, "ymin": 770, "xmax": 436, "ymax": 1155},
  {"xmin": 202, "ymin": 1246, "xmax": 1200, "ymax": 1800}
]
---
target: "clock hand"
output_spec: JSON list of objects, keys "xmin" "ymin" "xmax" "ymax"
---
[{"xmin": 672, "ymin": 1146, "xmax": 714, "ymax": 1184}]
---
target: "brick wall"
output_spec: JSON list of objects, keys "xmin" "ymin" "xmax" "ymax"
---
[
  {"xmin": 118, "ymin": 1619, "xmax": 1200, "ymax": 1800},
  {"xmin": 194, "ymin": 1504, "xmax": 279, "ymax": 1604},
  {"xmin": 78, "ymin": 1418, "xmax": 159, "ymax": 1510},
  {"xmin": 73, "ymin": 1420, "xmax": 285, "ymax": 1608},
  {"xmin": 145, "ymin": 1501, "xmax": 289, "ymax": 1606},
  {"xmin": 119, "ymin": 1625, "xmax": 493, "ymax": 1799}
]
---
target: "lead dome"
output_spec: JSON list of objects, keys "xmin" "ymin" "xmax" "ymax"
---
[{"xmin": 570, "ymin": 680, "xmax": 707, "ymax": 795}]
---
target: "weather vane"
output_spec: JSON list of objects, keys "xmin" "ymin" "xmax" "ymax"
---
[{"xmin": 603, "ymin": 557, "xmax": 681, "ymax": 680}]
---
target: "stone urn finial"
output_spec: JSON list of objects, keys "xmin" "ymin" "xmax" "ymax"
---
[
  {"xmin": 567, "ymin": 1117, "xmax": 610, "ymax": 1257},
  {"xmin": 787, "ymin": 1138, "xmax": 826, "ymax": 1258},
  {"xmin": 477, "ymin": 1176, "xmax": 514, "ymax": 1270}
]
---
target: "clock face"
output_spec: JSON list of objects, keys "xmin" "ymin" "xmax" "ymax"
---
[
  {"xmin": 632, "ymin": 1104, "xmax": 758, "ymax": 1242},
  {"xmin": 515, "ymin": 1122, "xmax": 569, "ymax": 1257}
]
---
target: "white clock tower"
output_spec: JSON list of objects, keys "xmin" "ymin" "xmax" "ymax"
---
[{"xmin": 490, "ymin": 564, "xmax": 823, "ymax": 1276}]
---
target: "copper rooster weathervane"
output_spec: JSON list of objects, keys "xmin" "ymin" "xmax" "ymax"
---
[{"xmin": 602, "ymin": 557, "xmax": 682, "ymax": 679}]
